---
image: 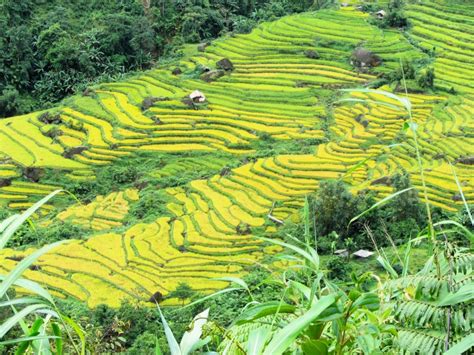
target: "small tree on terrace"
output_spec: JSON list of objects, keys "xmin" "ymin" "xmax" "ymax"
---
[{"xmin": 168, "ymin": 282, "xmax": 195, "ymax": 306}]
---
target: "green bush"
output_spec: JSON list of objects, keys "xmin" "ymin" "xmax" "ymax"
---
[{"xmin": 326, "ymin": 256, "xmax": 352, "ymax": 280}]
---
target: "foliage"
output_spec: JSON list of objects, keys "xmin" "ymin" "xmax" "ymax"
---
[
  {"xmin": 310, "ymin": 177, "xmax": 424, "ymax": 250},
  {"xmin": 0, "ymin": 0, "xmax": 320, "ymax": 117},
  {"xmin": 377, "ymin": 0, "xmax": 409, "ymax": 29},
  {"xmin": 380, "ymin": 241, "xmax": 473, "ymax": 354},
  {"xmin": 168, "ymin": 283, "xmax": 196, "ymax": 306},
  {"xmin": 0, "ymin": 191, "xmax": 84, "ymax": 355},
  {"xmin": 6, "ymin": 220, "xmax": 89, "ymax": 249},
  {"xmin": 326, "ymin": 256, "xmax": 352, "ymax": 280}
]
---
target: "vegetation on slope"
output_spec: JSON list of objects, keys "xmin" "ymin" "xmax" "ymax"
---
[
  {"xmin": 0, "ymin": 0, "xmax": 473, "ymax": 353},
  {"xmin": 0, "ymin": 0, "xmax": 326, "ymax": 117}
]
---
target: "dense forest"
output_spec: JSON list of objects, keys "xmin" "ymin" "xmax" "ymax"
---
[
  {"xmin": 0, "ymin": 0, "xmax": 324, "ymax": 117},
  {"xmin": 0, "ymin": 0, "xmax": 473, "ymax": 354}
]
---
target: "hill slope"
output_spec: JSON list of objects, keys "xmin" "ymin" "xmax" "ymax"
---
[{"xmin": 0, "ymin": 2, "xmax": 473, "ymax": 307}]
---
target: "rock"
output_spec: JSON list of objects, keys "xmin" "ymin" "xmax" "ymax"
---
[
  {"xmin": 182, "ymin": 97, "xmax": 195, "ymax": 108},
  {"xmin": 141, "ymin": 96, "xmax": 171, "ymax": 111},
  {"xmin": 134, "ymin": 181, "xmax": 149, "ymax": 190},
  {"xmin": 304, "ymin": 50, "xmax": 320, "ymax": 59},
  {"xmin": 63, "ymin": 146, "xmax": 88, "ymax": 159},
  {"xmin": 172, "ymin": 67, "xmax": 182, "ymax": 75},
  {"xmin": 197, "ymin": 42, "xmax": 210, "ymax": 52},
  {"xmin": 355, "ymin": 114, "xmax": 364, "ymax": 123},
  {"xmin": 151, "ymin": 116, "xmax": 163, "ymax": 125},
  {"xmin": 148, "ymin": 291, "xmax": 164, "ymax": 303},
  {"xmin": 220, "ymin": 167, "xmax": 231, "ymax": 176},
  {"xmin": 44, "ymin": 128, "xmax": 63, "ymax": 139},
  {"xmin": 236, "ymin": 223, "xmax": 251, "ymax": 235},
  {"xmin": 371, "ymin": 176, "xmax": 392, "ymax": 186},
  {"xmin": 23, "ymin": 167, "xmax": 44, "ymax": 182},
  {"xmin": 82, "ymin": 88, "xmax": 94, "ymax": 97},
  {"xmin": 38, "ymin": 112, "xmax": 62, "ymax": 125},
  {"xmin": 455, "ymin": 156, "xmax": 474, "ymax": 165},
  {"xmin": 6, "ymin": 255, "xmax": 24, "ymax": 262},
  {"xmin": 201, "ymin": 69, "xmax": 225, "ymax": 82},
  {"xmin": 0, "ymin": 178, "xmax": 12, "ymax": 188},
  {"xmin": 351, "ymin": 48, "xmax": 382, "ymax": 69},
  {"xmin": 452, "ymin": 193, "xmax": 463, "ymax": 201},
  {"xmin": 216, "ymin": 58, "xmax": 234, "ymax": 71}
]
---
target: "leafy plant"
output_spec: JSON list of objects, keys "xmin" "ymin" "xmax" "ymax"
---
[
  {"xmin": 156, "ymin": 306, "xmax": 210, "ymax": 355},
  {"xmin": 0, "ymin": 191, "xmax": 84, "ymax": 354}
]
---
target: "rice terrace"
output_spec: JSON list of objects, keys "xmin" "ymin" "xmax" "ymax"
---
[{"xmin": 0, "ymin": 0, "xmax": 473, "ymax": 354}]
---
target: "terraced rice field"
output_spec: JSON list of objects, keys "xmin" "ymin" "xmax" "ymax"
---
[{"xmin": 0, "ymin": 1, "xmax": 472, "ymax": 307}]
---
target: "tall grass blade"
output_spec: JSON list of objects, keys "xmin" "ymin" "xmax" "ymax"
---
[
  {"xmin": 349, "ymin": 187, "xmax": 413, "ymax": 226},
  {"xmin": 0, "ymin": 190, "xmax": 62, "ymax": 249},
  {"xmin": 444, "ymin": 334, "xmax": 474, "ymax": 355},
  {"xmin": 181, "ymin": 287, "xmax": 241, "ymax": 309},
  {"xmin": 448, "ymin": 162, "xmax": 473, "ymax": 226},
  {"xmin": 155, "ymin": 336, "xmax": 163, "ymax": 355},
  {"xmin": 156, "ymin": 304, "xmax": 181, "ymax": 355},
  {"xmin": 61, "ymin": 315, "xmax": 85, "ymax": 355},
  {"xmin": 340, "ymin": 88, "xmax": 411, "ymax": 111},
  {"xmin": 247, "ymin": 327, "xmax": 271, "ymax": 355},
  {"xmin": 259, "ymin": 237, "xmax": 319, "ymax": 269},
  {"xmin": 0, "ymin": 240, "xmax": 67, "ymax": 299},
  {"xmin": 438, "ymin": 284, "xmax": 474, "ymax": 306},
  {"xmin": 1, "ymin": 336, "xmax": 58, "ymax": 346},
  {"xmin": 180, "ymin": 308, "xmax": 209, "ymax": 355},
  {"xmin": 0, "ymin": 276, "xmax": 55, "ymax": 304},
  {"xmin": 51, "ymin": 322, "xmax": 63, "ymax": 355},
  {"xmin": 262, "ymin": 294, "xmax": 336, "ymax": 355},
  {"xmin": 376, "ymin": 255, "xmax": 398, "ymax": 279},
  {"xmin": 0, "ymin": 215, "xmax": 19, "ymax": 234},
  {"xmin": 0, "ymin": 304, "xmax": 46, "ymax": 338}
]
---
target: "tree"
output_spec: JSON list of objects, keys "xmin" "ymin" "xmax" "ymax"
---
[
  {"xmin": 168, "ymin": 282, "xmax": 195, "ymax": 305},
  {"xmin": 313, "ymin": 180, "xmax": 363, "ymax": 238}
]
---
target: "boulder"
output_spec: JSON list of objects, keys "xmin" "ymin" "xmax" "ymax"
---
[
  {"xmin": 0, "ymin": 178, "xmax": 12, "ymax": 188},
  {"xmin": 197, "ymin": 42, "xmax": 210, "ymax": 52},
  {"xmin": 38, "ymin": 112, "xmax": 62, "ymax": 125},
  {"xmin": 172, "ymin": 67, "xmax": 182, "ymax": 75},
  {"xmin": 216, "ymin": 58, "xmax": 234, "ymax": 71},
  {"xmin": 141, "ymin": 96, "xmax": 171, "ymax": 111},
  {"xmin": 201, "ymin": 69, "xmax": 225, "ymax": 82},
  {"xmin": 82, "ymin": 88, "xmax": 94, "ymax": 97},
  {"xmin": 452, "ymin": 193, "xmax": 463, "ymax": 201},
  {"xmin": 148, "ymin": 291, "xmax": 164, "ymax": 303},
  {"xmin": 456, "ymin": 156, "xmax": 474, "ymax": 165},
  {"xmin": 151, "ymin": 116, "xmax": 163, "ymax": 125},
  {"xmin": 23, "ymin": 167, "xmax": 44, "ymax": 182},
  {"xmin": 370, "ymin": 176, "xmax": 392, "ymax": 186},
  {"xmin": 63, "ymin": 146, "xmax": 88, "ymax": 159},
  {"xmin": 304, "ymin": 50, "xmax": 320, "ymax": 59}
]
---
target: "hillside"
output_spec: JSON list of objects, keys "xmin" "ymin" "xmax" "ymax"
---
[{"xmin": 0, "ymin": 0, "xmax": 473, "ymax": 313}]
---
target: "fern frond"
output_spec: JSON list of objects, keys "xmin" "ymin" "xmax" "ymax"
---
[
  {"xmin": 385, "ymin": 275, "xmax": 448, "ymax": 296},
  {"xmin": 451, "ymin": 253, "xmax": 474, "ymax": 275},
  {"xmin": 397, "ymin": 328, "xmax": 445, "ymax": 354},
  {"xmin": 395, "ymin": 299, "xmax": 446, "ymax": 329},
  {"xmin": 395, "ymin": 299, "xmax": 472, "ymax": 334}
]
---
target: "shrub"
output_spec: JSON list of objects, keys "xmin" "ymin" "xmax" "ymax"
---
[
  {"xmin": 326, "ymin": 256, "xmax": 352, "ymax": 280},
  {"xmin": 417, "ymin": 67, "xmax": 435, "ymax": 89},
  {"xmin": 313, "ymin": 180, "xmax": 363, "ymax": 239}
]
